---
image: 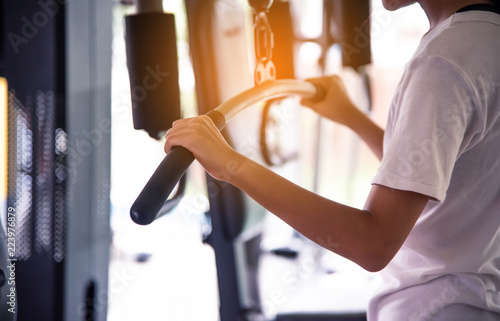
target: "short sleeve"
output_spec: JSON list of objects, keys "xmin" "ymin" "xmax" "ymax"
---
[{"xmin": 372, "ymin": 55, "xmax": 480, "ymax": 202}]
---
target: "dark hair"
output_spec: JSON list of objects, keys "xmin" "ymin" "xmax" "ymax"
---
[{"xmin": 493, "ymin": 0, "xmax": 500, "ymax": 9}]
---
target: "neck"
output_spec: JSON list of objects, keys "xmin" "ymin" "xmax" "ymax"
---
[{"xmin": 418, "ymin": 0, "xmax": 495, "ymax": 29}]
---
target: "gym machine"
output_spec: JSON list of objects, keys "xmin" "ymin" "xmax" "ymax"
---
[{"xmin": 125, "ymin": 0, "xmax": 371, "ymax": 320}]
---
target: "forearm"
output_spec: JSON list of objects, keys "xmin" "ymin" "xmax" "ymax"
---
[
  {"xmin": 226, "ymin": 151, "xmax": 391, "ymax": 271},
  {"xmin": 164, "ymin": 115, "xmax": 426, "ymax": 272},
  {"xmin": 344, "ymin": 107, "xmax": 385, "ymax": 161},
  {"xmin": 301, "ymin": 76, "xmax": 385, "ymax": 160}
]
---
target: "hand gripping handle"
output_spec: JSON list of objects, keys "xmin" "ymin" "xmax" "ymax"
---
[
  {"xmin": 130, "ymin": 79, "xmax": 324, "ymax": 225},
  {"xmin": 130, "ymin": 110, "xmax": 226, "ymax": 225}
]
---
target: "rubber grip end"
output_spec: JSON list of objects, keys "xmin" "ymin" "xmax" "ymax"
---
[
  {"xmin": 130, "ymin": 146, "xmax": 194, "ymax": 225},
  {"xmin": 130, "ymin": 205, "xmax": 154, "ymax": 226}
]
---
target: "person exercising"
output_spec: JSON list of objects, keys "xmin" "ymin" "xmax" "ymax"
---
[{"xmin": 164, "ymin": 0, "xmax": 500, "ymax": 319}]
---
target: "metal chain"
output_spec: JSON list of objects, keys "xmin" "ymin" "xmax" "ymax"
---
[{"xmin": 254, "ymin": 12, "xmax": 276, "ymax": 86}]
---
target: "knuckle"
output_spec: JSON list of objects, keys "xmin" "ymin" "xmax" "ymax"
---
[{"xmin": 190, "ymin": 121, "xmax": 205, "ymax": 131}]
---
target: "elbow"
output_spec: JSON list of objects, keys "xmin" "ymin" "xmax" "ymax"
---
[
  {"xmin": 360, "ymin": 257, "xmax": 391, "ymax": 273},
  {"xmin": 351, "ymin": 223, "xmax": 406, "ymax": 272},
  {"xmin": 355, "ymin": 244, "xmax": 398, "ymax": 273}
]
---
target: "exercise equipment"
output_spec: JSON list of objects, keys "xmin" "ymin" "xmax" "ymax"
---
[
  {"xmin": 130, "ymin": 79, "xmax": 324, "ymax": 225},
  {"xmin": 128, "ymin": 0, "xmax": 326, "ymax": 226},
  {"xmin": 125, "ymin": 5, "xmax": 181, "ymax": 139},
  {"xmin": 184, "ymin": 1, "xmax": 267, "ymax": 318},
  {"xmin": 128, "ymin": 1, "xmax": 372, "ymax": 321}
]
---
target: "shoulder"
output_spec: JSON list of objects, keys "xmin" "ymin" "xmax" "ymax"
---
[
  {"xmin": 418, "ymin": 11, "xmax": 500, "ymax": 72},
  {"xmin": 400, "ymin": 11, "xmax": 500, "ymax": 107}
]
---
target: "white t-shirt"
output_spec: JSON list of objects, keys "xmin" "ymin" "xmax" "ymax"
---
[{"xmin": 369, "ymin": 10, "xmax": 500, "ymax": 321}]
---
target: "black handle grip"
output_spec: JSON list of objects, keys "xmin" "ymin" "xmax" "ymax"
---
[
  {"xmin": 130, "ymin": 146, "xmax": 194, "ymax": 225},
  {"xmin": 130, "ymin": 110, "xmax": 226, "ymax": 225}
]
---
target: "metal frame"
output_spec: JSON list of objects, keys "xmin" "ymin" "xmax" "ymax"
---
[
  {"xmin": 185, "ymin": 0, "xmax": 261, "ymax": 319},
  {"xmin": 65, "ymin": 0, "xmax": 112, "ymax": 320}
]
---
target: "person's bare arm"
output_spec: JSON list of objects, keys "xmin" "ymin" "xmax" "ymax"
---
[
  {"xmin": 342, "ymin": 105, "xmax": 384, "ymax": 161},
  {"xmin": 302, "ymin": 76, "xmax": 384, "ymax": 160},
  {"xmin": 227, "ymin": 151, "xmax": 427, "ymax": 271},
  {"xmin": 165, "ymin": 116, "xmax": 428, "ymax": 272}
]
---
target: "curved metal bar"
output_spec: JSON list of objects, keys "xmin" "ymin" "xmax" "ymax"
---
[
  {"xmin": 130, "ymin": 79, "xmax": 322, "ymax": 225},
  {"xmin": 215, "ymin": 79, "xmax": 319, "ymax": 122}
]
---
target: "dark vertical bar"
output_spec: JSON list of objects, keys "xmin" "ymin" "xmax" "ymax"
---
[
  {"xmin": 184, "ymin": 1, "xmax": 248, "ymax": 320},
  {"xmin": 204, "ymin": 176, "xmax": 246, "ymax": 320},
  {"xmin": 3, "ymin": 0, "xmax": 111, "ymax": 320},
  {"xmin": 125, "ymin": 12, "xmax": 181, "ymax": 139},
  {"xmin": 3, "ymin": 0, "xmax": 66, "ymax": 320},
  {"xmin": 331, "ymin": 0, "xmax": 371, "ymax": 70},
  {"xmin": 84, "ymin": 281, "xmax": 97, "ymax": 321},
  {"xmin": 267, "ymin": 0, "xmax": 295, "ymax": 79},
  {"xmin": 65, "ymin": 0, "xmax": 111, "ymax": 319}
]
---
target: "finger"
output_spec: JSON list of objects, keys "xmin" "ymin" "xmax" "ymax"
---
[
  {"xmin": 178, "ymin": 115, "xmax": 209, "ymax": 129},
  {"xmin": 164, "ymin": 115, "xmax": 215, "ymax": 154},
  {"xmin": 171, "ymin": 118, "xmax": 183, "ymax": 127},
  {"xmin": 164, "ymin": 127, "xmax": 177, "ymax": 153},
  {"xmin": 164, "ymin": 121, "xmax": 191, "ymax": 153}
]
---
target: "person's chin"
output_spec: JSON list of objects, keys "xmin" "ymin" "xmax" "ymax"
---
[{"xmin": 383, "ymin": 0, "xmax": 417, "ymax": 11}]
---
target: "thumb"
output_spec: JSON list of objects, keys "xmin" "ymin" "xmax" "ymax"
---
[{"xmin": 301, "ymin": 75, "xmax": 339, "ymax": 107}]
